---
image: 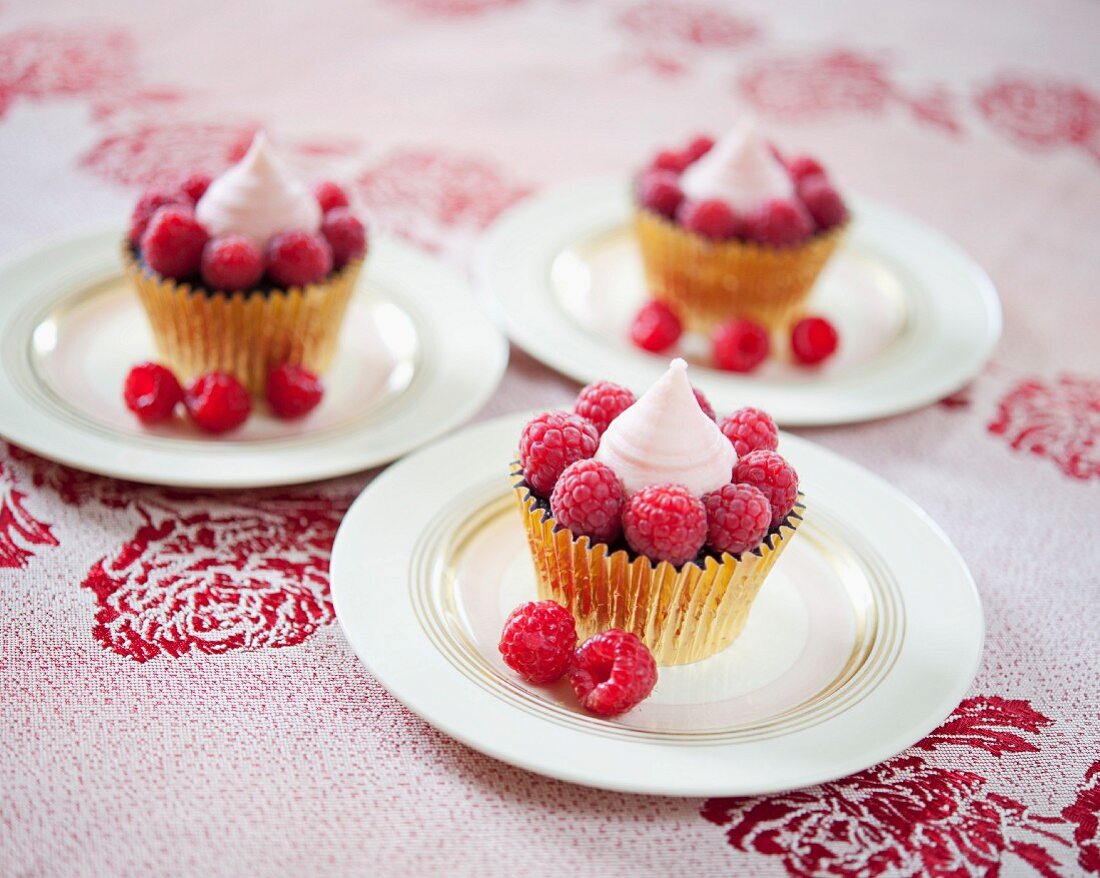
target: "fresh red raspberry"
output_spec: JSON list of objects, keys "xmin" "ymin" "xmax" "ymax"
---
[
  {"xmin": 713, "ymin": 318, "xmax": 770, "ymax": 373},
  {"xmin": 569, "ymin": 629, "xmax": 657, "ymax": 717},
  {"xmin": 720, "ymin": 407, "xmax": 779, "ymax": 457},
  {"xmin": 178, "ymin": 173, "xmax": 212, "ymax": 204},
  {"xmin": 184, "ymin": 372, "xmax": 251, "ymax": 434},
  {"xmin": 123, "ymin": 362, "xmax": 183, "ymax": 424},
  {"xmin": 265, "ymin": 229, "xmax": 333, "ymax": 287},
  {"xmin": 623, "ymin": 484, "xmax": 707, "ymax": 566},
  {"xmin": 201, "ymin": 234, "xmax": 263, "ymax": 291},
  {"xmin": 734, "ymin": 450, "xmax": 799, "ymax": 527},
  {"xmin": 550, "ymin": 459, "xmax": 625, "ymax": 544},
  {"xmin": 499, "ymin": 600, "xmax": 577, "ymax": 684},
  {"xmin": 703, "ymin": 483, "xmax": 772, "ymax": 556},
  {"xmin": 692, "ymin": 386, "xmax": 716, "ymax": 420},
  {"xmin": 786, "ymin": 155, "xmax": 824, "ymax": 183},
  {"xmin": 651, "ymin": 149, "xmax": 692, "ymax": 174},
  {"xmin": 574, "ymin": 380, "xmax": 636, "ymax": 435},
  {"xmin": 638, "ymin": 170, "xmax": 684, "ymax": 219},
  {"xmin": 313, "ymin": 180, "xmax": 350, "ymax": 213},
  {"xmin": 797, "ymin": 175, "xmax": 847, "ymax": 231},
  {"xmin": 685, "ymin": 134, "xmax": 715, "ymax": 162},
  {"xmin": 266, "ymin": 363, "xmax": 324, "ymax": 419},
  {"xmin": 745, "ymin": 198, "xmax": 814, "ymax": 247},
  {"xmin": 320, "ymin": 207, "xmax": 367, "ymax": 269},
  {"xmin": 129, "ymin": 188, "xmax": 187, "ymax": 245},
  {"xmin": 519, "ymin": 411, "xmax": 600, "ymax": 497},
  {"xmin": 791, "ymin": 316, "xmax": 840, "ymax": 365},
  {"xmin": 630, "ymin": 300, "xmax": 682, "ymax": 353},
  {"xmin": 141, "ymin": 206, "xmax": 209, "ymax": 279},
  {"xmin": 677, "ymin": 199, "xmax": 741, "ymax": 241}
]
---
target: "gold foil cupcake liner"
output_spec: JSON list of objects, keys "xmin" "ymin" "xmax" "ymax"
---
[
  {"xmin": 634, "ymin": 208, "xmax": 847, "ymax": 334},
  {"xmin": 511, "ymin": 466, "xmax": 805, "ymax": 666},
  {"xmin": 122, "ymin": 246, "xmax": 364, "ymax": 396}
]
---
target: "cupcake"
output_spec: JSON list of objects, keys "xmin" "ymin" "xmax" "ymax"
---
[
  {"xmin": 634, "ymin": 119, "xmax": 848, "ymax": 334},
  {"xmin": 123, "ymin": 132, "xmax": 368, "ymax": 396},
  {"xmin": 513, "ymin": 358, "xmax": 803, "ymax": 666}
]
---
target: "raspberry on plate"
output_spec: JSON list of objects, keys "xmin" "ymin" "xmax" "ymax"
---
[
  {"xmin": 313, "ymin": 180, "xmax": 350, "ymax": 213},
  {"xmin": 519, "ymin": 411, "xmax": 600, "ymax": 497},
  {"xmin": 651, "ymin": 149, "xmax": 692, "ymax": 174},
  {"xmin": 499, "ymin": 600, "xmax": 577, "ymax": 684},
  {"xmin": 129, "ymin": 188, "xmax": 187, "ymax": 245},
  {"xmin": 575, "ymin": 381, "xmax": 636, "ymax": 435},
  {"xmin": 184, "ymin": 372, "xmax": 252, "ymax": 434},
  {"xmin": 677, "ymin": 199, "xmax": 741, "ymax": 241},
  {"xmin": 569, "ymin": 629, "xmax": 657, "ymax": 717},
  {"xmin": 550, "ymin": 459, "xmax": 625, "ymax": 544},
  {"xmin": 123, "ymin": 362, "xmax": 183, "ymax": 424},
  {"xmin": 630, "ymin": 300, "xmax": 682, "ymax": 353},
  {"xmin": 201, "ymin": 234, "xmax": 263, "ymax": 292},
  {"xmin": 713, "ymin": 318, "xmax": 770, "ymax": 373},
  {"xmin": 734, "ymin": 450, "xmax": 799, "ymax": 528},
  {"xmin": 720, "ymin": 407, "xmax": 779, "ymax": 457},
  {"xmin": 320, "ymin": 207, "xmax": 368, "ymax": 269},
  {"xmin": 265, "ymin": 229, "xmax": 333, "ymax": 287},
  {"xmin": 692, "ymin": 386, "xmax": 716, "ymax": 420},
  {"xmin": 623, "ymin": 483, "xmax": 707, "ymax": 567},
  {"xmin": 786, "ymin": 155, "xmax": 824, "ymax": 183},
  {"xmin": 178, "ymin": 173, "xmax": 212, "ymax": 204},
  {"xmin": 266, "ymin": 363, "xmax": 324, "ymax": 419},
  {"xmin": 745, "ymin": 198, "xmax": 814, "ymax": 247},
  {"xmin": 141, "ymin": 206, "xmax": 209, "ymax": 280},
  {"xmin": 638, "ymin": 170, "xmax": 684, "ymax": 219},
  {"xmin": 791, "ymin": 316, "xmax": 840, "ymax": 365},
  {"xmin": 703, "ymin": 483, "xmax": 772, "ymax": 556}
]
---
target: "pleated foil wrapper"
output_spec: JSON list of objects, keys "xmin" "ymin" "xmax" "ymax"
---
[
  {"xmin": 634, "ymin": 208, "xmax": 847, "ymax": 334},
  {"xmin": 123, "ymin": 246, "xmax": 364, "ymax": 396},
  {"xmin": 512, "ymin": 465, "xmax": 805, "ymax": 666}
]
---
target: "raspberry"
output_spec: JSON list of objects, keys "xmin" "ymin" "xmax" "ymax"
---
[
  {"xmin": 123, "ymin": 362, "xmax": 183, "ymax": 424},
  {"xmin": 720, "ymin": 407, "xmax": 779, "ymax": 457},
  {"xmin": 786, "ymin": 155, "xmax": 824, "ymax": 183},
  {"xmin": 638, "ymin": 170, "xmax": 683, "ymax": 219},
  {"xmin": 677, "ymin": 199, "xmax": 741, "ymax": 241},
  {"xmin": 745, "ymin": 198, "xmax": 813, "ymax": 247},
  {"xmin": 791, "ymin": 316, "xmax": 839, "ymax": 365},
  {"xmin": 575, "ymin": 381, "xmax": 635, "ymax": 435},
  {"xmin": 184, "ymin": 372, "xmax": 251, "ymax": 434},
  {"xmin": 734, "ymin": 450, "xmax": 798, "ymax": 528},
  {"xmin": 630, "ymin": 300, "xmax": 682, "ymax": 353},
  {"xmin": 550, "ymin": 459, "xmax": 625, "ymax": 544},
  {"xmin": 703, "ymin": 483, "xmax": 772, "ymax": 556},
  {"xmin": 499, "ymin": 601, "xmax": 577, "ymax": 683},
  {"xmin": 692, "ymin": 386, "xmax": 716, "ymax": 420},
  {"xmin": 651, "ymin": 149, "xmax": 692, "ymax": 174},
  {"xmin": 266, "ymin": 363, "xmax": 324, "ymax": 419},
  {"xmin": 796, "ymin": 175, "xmax": 847, "ymax": 231},
  {"xmin": 685, "ymin": 134, "xmax": 715, "ymax": 162},
  {"xmin": 713, "ymin": 318, "xmax": 770, "ymax": 373},
  {"xmin": 129, "ymin": 189, "xmax": 187, "ymax": 245},
  {"xmin": 265, "ymin": 229, "xmax": 333, "ymax": 287},
  {"xmin": 178, "ymin": 173, "xmax": 212, "ymax": 204},
  {"xmin": 623, "ymin": 484, "xmax": 707, "ymax": 566},
  {"xmin": 320, "ymin": 207, "xmax": 367, "ymax": 269},
  {"xmin": 141, "ymin": 206, "xmax": 209, "ymax": 280},
  {"xmin": 519, "ymin": 411, "xmax": 599, "ymax": 497},
  {"xmin": 201, "ymin": 234, "xmax": 263, "ymax": 291},
  {"xmin": 569, "ymin": 629, "xmax": 657, "ymax": 717},
  {"xmin": 313, "ymin": 180, "xmax": 350, "ymax": 213}
]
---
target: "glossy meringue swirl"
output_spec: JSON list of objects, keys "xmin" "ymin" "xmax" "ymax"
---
[
  {"xmin": 678, "ymin": 119, "xmax": 794, "ymax": 215},
  {"xmin": 195, "ymin": 131, "xmax": 321, "ymax": 245},
  {"xmin": 594, "ymin": 359, "xmax": 735, "ymax": 497}
]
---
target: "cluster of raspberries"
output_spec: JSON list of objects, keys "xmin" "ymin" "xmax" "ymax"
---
[{"xmin": 519, "ymin": 380, "xmax": 799, "ymax": 567}]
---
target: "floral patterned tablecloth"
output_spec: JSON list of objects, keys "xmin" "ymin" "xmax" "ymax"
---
[{"xmin": 1, "ymin": 1, "xmax": 1098, "ymax": 875}]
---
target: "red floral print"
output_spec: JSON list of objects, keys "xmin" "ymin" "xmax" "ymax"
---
[
  {"xmin": 387, "ymin": 0, "xmax": 522, "ymax": 17},
  {"xmin": 0, "ymin": 458, "xmax": 57, "ymax": 569},
  {"xmin": 6, "ymin": 443, "xmax": 139, "ymax": 511},
  {"xmin": 976, "ymin": 76, "xmax": 1100, "ymax": 163},
  {"xmin": 1064, "ymin": 761, "xmax": 1100, "ymax": 874},
  {"xmin": 618, "ymin": 0, "xmax": 758, "ymax": 48},
  {"xmin": 81, "ymin": 497, "xmax": 348, "ymax": 662},
  {"xmin": 914, "ymin": 696, "xmax": 1053, "ymax": 756},
  {"xmin": 988, "ymin": 374, "xmax": 1100, "ymax": 482},
  {"xmin": 739, "ymin": 50, "xmax": 961, "ymax": 134}
]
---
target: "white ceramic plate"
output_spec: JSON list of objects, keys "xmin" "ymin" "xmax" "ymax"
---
[
  {"xmin": 0, "ymin": 228, "xmax": 507, "ymax": 488},
  {"xmin": 331, "ymin": 413, "xmax": 984, "ymax": 796},
  {"xmin": 476, "ymin": 177, "xmax": 1001, "ymax": 426}
]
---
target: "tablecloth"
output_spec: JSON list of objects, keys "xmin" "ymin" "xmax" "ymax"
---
[{"xmin": 1, "ymin": 1, "xmax": 1098, "ymax": 875}]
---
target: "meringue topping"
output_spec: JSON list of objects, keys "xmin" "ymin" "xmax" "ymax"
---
[
  {"xmin": 594, "ymin": 359, "xmax": 735, "ymax": 497},
  {"xmin": 195, "ymin": 131, "xmax": 321, "ymax": 245},
  {"xmin": 679, "ymin": 119, "xmax": 794, "ymax": 215}
]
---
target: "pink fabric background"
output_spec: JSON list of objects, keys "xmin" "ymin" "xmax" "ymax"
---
[{"xmin": 1, "ymin": 0, "xmax": 1098, "ymax": 875}]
